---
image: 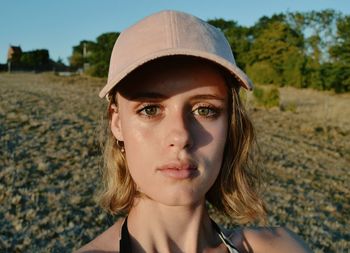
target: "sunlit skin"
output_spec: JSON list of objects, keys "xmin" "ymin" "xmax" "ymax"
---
[
  {"xmin": 110, "ymin": 59, "xmax": 229, "ymax": 252},
  {"xmin": 112, "ymin": 60, "xmax": 228, "ymax": 207}
]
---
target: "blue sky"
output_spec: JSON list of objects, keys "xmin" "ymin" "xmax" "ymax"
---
[{"xmin": 1, "ymin": 0, "xmax": 350, "ymax": 64}]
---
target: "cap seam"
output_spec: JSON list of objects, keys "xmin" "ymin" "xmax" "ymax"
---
[
  {"xmin": 164, "ymin": 12, "xmax": 170, "ymax": 47},
  {"xmin": 174, "ymin": 11, "xmax": 180, "ymax": 46},
  {"xmin": 171, "ymin": 11, "xmax": 176, "ymax": 47}
]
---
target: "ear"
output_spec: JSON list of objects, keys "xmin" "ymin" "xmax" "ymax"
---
[{"xmin": 110, "ymin": 104, "xmax": 124, "ymax": 141}]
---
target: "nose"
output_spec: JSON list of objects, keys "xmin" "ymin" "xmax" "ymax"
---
[{"xmin": 165, "ymin": 110, "xmax": 194, "ymax": 150}]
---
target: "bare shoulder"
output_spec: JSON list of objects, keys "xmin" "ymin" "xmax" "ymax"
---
[
  {"xmin": 227, "ymin": 227, "xmax": 313, "ymax": 253},
  {"xmin": 74, "ymin": 218, "xmax": 125, "ymax": 253}
]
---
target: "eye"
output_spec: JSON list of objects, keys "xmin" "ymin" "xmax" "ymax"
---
[
  {"xmin": 137, "ymin": 104, "xmax": 161, "ymax": 117},
  {"xmin": 193, "ymin": 105, "xmax": 219, "ymax": 118}
]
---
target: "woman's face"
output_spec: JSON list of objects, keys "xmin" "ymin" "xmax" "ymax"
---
[{"xmin": 111, "ymin": 59, "xmax": 229, "ymax": 207}]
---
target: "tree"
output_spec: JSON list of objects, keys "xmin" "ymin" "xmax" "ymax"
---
[
  {"xmin": 207, "ymin": 19, "xmax": 250, "ymax": 70},
  {"xmin": 328, "ymin": 15, "xmax": 350, "ymax": 92},
  {"xmin": 287, "ymin": 9, "xmax": 339, "ymax": 60},
  {"xmin": 286, "ymin": 10, "xmax": 341, "ymax": 90},
  {"xmin": 247, "ymin": 19, "xmax": 305, "ymax": 87},
  {"xmin": 69, "ymin": 40, "xmax": 94, "ymax": 70},
  {"xmin": 250, "ymin": 13, "xmax": 286, "ymax": 38},
  {"xmin": 87, "ymin": 32, "xmax": 119, "ymax": 77},
  {"xmin": 20, "ymin": 49, "xmax": 51, "ymax": 71},
  {"xmin": 70, "ymin": 33, "xmax": 119, "ymax": 77}
]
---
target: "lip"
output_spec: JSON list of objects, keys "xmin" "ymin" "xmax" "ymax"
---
[{"xmin": 157, "ymin": 162, "xmax": 198, "ymax": 180}]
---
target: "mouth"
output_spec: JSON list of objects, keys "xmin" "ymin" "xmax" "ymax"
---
[{"xmin": 157, "ymin": 162, "xmax": 198, "ymax": 180}]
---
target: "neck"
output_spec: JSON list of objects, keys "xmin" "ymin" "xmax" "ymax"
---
[{"xmin": 126, "ymin": 197, "xmax": 222, "ymax": 253}]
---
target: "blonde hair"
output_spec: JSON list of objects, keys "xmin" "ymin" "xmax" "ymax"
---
[{"xmin": 98, "ymin": 57, "xmax": 267, "ymax": 224}]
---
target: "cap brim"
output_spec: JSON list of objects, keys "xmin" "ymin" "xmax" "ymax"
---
[{"xmin": 99, "ymin": 48, "xmax": 253, "ymax": 98}]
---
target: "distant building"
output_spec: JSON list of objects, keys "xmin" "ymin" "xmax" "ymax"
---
[
  {"xmin": 7, "ymin": 45, "xmax": 22, "ymax": 62},
  {"xmin": 7, "ymin": 46, "xmax": 22, "ymax": 71},
  {"xmin": 6, "ymin": 45, "xmax": 60, "ymax": 72},
  {"xmin": 4, "ymin": 45, "xmax": 70, "ymax": 73}
]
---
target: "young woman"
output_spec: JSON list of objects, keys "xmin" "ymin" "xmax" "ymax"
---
[{"xmin": 77, "ymin": 10, "xmax": 312, "ymax": 253}]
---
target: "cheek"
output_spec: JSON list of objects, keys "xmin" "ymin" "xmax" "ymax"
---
[
  {"xmin": 119, "ymin": 117, "xmax": 158, "ymax": 179},
  {"xmin": 119, "ymin": 107, "xmax": 156, "ymax": 150},
  {"xmin": 201, "ymin": 119, "xmax": 228, "ymax": 168},
  {"xmin": 198, "ymin": 112, "xmax": 228, "ymax": 146},
  {"xmin": 190, "ymin": 114, "xmax": 228, "ymax": 185},
  {"xmin": 122, "ymin": 124, "xmax": 150, "ymax": 154}
]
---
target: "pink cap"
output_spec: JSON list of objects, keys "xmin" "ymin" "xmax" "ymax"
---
[{"xmin": 99, "ymin": 10, "xmax": 253, "ymax": 98}]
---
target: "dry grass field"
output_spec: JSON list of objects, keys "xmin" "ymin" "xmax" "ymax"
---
[{"xmin": 0, "ymin": 73, "xmax": 349, "ymax": 252}]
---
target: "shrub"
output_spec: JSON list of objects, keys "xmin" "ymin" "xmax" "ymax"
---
[
  {"xmin": 252, "ymin": 85, "xmax": 280, "ymax": 108},
  {"xmin": 247, "ymin": 62, "xmax": 282, "ymax": 85}
]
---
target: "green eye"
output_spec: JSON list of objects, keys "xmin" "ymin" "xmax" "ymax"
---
[
  {"xmin": 193, "ymin": 106, "xmax": 217, "ymax": 117},
  {"xmin": 197, "ymin": 108, "xmax": 210, "ymax": 116},
  {"xmin": 138, "ymin": 104, "xmax": 161, "ymax": 117},
  {"xmin": 144, "ymin": 106, "xmax": 158, "ymax": 115}
]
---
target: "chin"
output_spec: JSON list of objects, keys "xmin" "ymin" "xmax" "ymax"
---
[{"xmin": 142, "ymin": 188, "xmax": 206, "ymax": 208}]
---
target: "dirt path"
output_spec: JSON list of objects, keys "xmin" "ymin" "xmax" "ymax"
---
[{"xmin": 0, "ymin": 73, "xmax": 349, "ymax": 252}]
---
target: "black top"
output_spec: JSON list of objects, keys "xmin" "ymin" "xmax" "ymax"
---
[{"xmin": 119, "ymin": 217, "xmax": 240, "ymax": 253}]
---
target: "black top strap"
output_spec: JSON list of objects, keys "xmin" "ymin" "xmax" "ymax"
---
[
  {"xmin": 119, "ymin": 217, "xmax": 240, "ymax": 253},
  {"xmin": 210, "ymin": 219, "xmax": 240, "ymax": 253},
  {"xmin": 120, "ymin": 218, "xmax": 131, "ymax": 253}
]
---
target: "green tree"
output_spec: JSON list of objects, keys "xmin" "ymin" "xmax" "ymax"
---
[
  {"xmin": 287, "ymin": 10, "xmax": 341, "ymax": 90},
  {"xmin": 246, "ymin": 61, "xmax": 282, "ymax": 85},
  {"xmin": 287, "ymin": 9, "xmax": 339, "ymax": 58},
  {"xmin": 20, "ymin": 49, "xmax": 51, "ymax": 71},
  {"xmin": 250, "ymin": 14, "xmax": 286, "ymax": 38},
  {"xmin": 208, "ymin": 19, "xmax": 250, "ymax": 69},
  {"xmin": 328, "ymin": 15, "xmax": 350, "ymax": 92},
  {"xmin": 247, "ymin": 20, "xmax": 305, "ymax": 87},
  {"xmin": 87, "ymin": 32, "xmax": 119, "ymax": 77},
  {"xmin": 303, "ymin": 35, "xmax": 324, "ymax": 89},
  {"xmin": 69, "ymin": 40, "xmax": 94, "ymax": 70}
]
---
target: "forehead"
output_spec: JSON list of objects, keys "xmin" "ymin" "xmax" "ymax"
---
[{"xmin": 116, "ymin": 56, "xmax": 229, "ymax": 99}]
